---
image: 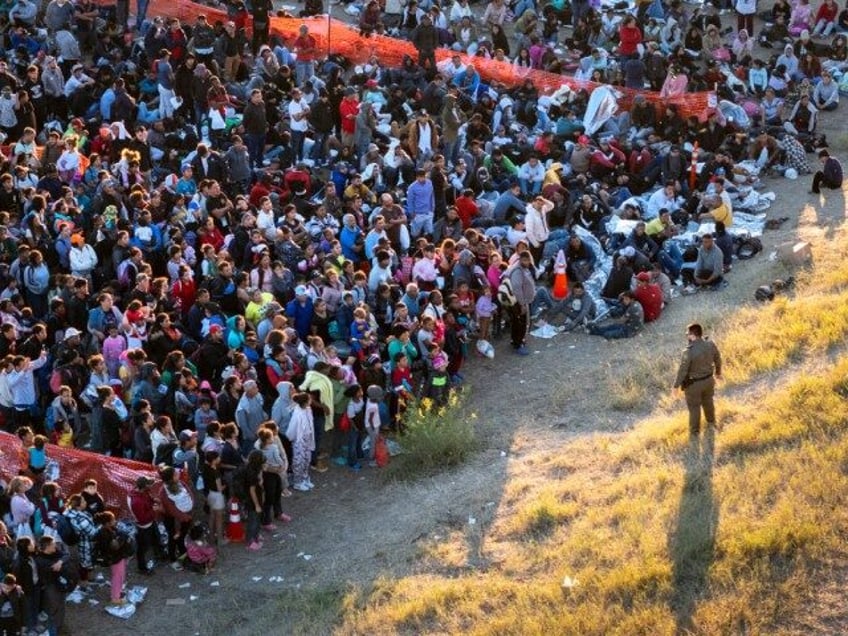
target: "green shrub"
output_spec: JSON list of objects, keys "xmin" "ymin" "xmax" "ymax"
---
[{"xmin": 384, "ymin": 394, "xmax": 479, "ymax": 481}]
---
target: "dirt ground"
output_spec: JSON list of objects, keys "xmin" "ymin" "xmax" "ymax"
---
[{"xmin": 62, "ymin": 8, "xmax": 848, "ymax": 636}]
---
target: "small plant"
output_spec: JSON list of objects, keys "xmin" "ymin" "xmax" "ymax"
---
[{"xmin": 383, "ymin": 393, "xmax": 479, "ymax": 481}]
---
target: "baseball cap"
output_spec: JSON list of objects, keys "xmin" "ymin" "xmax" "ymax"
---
[
  {"xmin": 63, "ymin": 327, "xmax": 81, "ymax": 340},
  {"xmin": 208, "ymin": 324, "xmax": 223, "ymax": 335},
  {"xmin": 635, "ymin": 272, "xmax": 651, "ymax": 282},
  {"xmin": 620, "ymin": 246, "xmax": 636, "ymax": 258},
  {"xmin": 295, "ymin": 285, "xmax": 308, "ymax": 296},
  {"xmin": 179, "ymin": 430, "xmax": 197, "ymax": 442},
  {"xmin": 578, "ymin": 135, "xmax": 590, "ymax": 145}
]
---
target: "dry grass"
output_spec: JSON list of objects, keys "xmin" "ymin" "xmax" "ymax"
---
[
  {"xmin": 603, "ymin": 227, "xmax": 848, "ymax": 412},
  {"xmin": 327, "ymin": 240, "xmax": 848, "ymax": 635},
  {"xmin": 333, "ymin": 353, "xmax": 848, "ymax": 635}
]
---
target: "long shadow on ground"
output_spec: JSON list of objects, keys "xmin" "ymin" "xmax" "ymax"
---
[{"xmin": 669, "ymin": 428, "xmax": 719, "ymax": 636}]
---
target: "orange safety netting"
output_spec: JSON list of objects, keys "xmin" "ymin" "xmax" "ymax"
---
[
  {"xmin": 0, "ymin": 432, "xmax": 159, "ymax": 516},
  {"xmin": 135, "ymin": 0, "xmax": 715, "ymax": 119}
]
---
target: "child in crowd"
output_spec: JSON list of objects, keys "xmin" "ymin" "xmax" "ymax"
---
[
  {"xmin": 289, "ymin": 393, "xmax": 315, "ymax": 492},
  {"xmin": 201, "ymin": 451, "xmax": 227, "ymax": 545},
  {"xmin": 53, "ymin": 418, "xmax": 74, "ymax": 448},
  {"xmin": 365, "ymin": 385, "xmax": 383, "ymax": 468},
  {"xmin": 27, "ymin": 435, "xmax": 47, "ymax": 476},
  {"xmin": 102, "ymin": 323, "xmax": 126, "ymax": 379},
  {"xmin": 81, "ymin": 479, "xmax": 105, "ymax": 518},
  {"xmin": 185, "ymin": 522, "xmax": 217, "ymax": 573},
  {"xmin": 93, "ymin": 511, "xmax": 133, "ymax": 608},
  {"xmin": 194, "ymin": 397, "xmax": 218, "ymax": 442},
  {"xmin": 390, "ymin": 353, "xmax": 414, "ymax": 431},
  {"xmin": 475, "ymin": 285, "xmax": 496, "ymax": 343},
  {"xmin": 345, "ymin": 384, "xmax": 365, "ymax": 469}
]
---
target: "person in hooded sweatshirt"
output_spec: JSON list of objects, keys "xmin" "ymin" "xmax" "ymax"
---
[{"xmin": 131, "ymin": 361, "xmax": 165, "ymax": 413}]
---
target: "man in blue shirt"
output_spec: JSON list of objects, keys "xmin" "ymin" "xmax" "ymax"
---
[
  {"xmin": 492, "ymin": 181, "xmax": 526, "ymax": 224},
  {"xmin": 406, "ymin": 169, "xmax": 435, "ymax": 238}
]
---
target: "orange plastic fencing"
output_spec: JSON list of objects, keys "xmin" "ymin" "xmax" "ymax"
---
[
  {"xmin": 137, "ymin": 0, "xmax": 715, "ymax": 119},
  {"xmin": 0, "ymin": 431, "xmax": 160, "ymax": 517}
]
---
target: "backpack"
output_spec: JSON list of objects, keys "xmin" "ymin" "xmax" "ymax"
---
[
  {"xmin": 736, "ymin": 236, "xmax": 763, "ymax": 260},
  {"xmin": 117, "ymin": 258, "xmax": 133, "ymax": 289},
  {"xmin": 154, "ymin": 441, "xmax": 178, "ymax": 466},
  {"xmin": 497, "ymin": 274, "xmax": 517, "ymax": 307},
  {"xmin": 55, "ymin": 556, "xmax": 80, "ymax": 594},
  {"xmin": 228, "ymin": 466, "xmax": 249, "ymax": 502},
  {"xmin": 53, "ymin": 512, "xmax": 80, "ymax": 547}
]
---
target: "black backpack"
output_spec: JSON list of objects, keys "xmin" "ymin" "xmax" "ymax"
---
[
  {"xmin": 154, "ymin": 442, "xmax": 178, "ymax": 466},
  {"xmin": 51, "ymin": 511, "xmax": 80, "ymax": 547},
  {"xmin": 228, "ymin": 466, "xmax": 249, "ymax": 502}
]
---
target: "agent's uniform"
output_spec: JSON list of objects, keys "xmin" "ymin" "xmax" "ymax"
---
[{"xmin": 674, "ymin": 337, "xmax": 722, "ymax": 435}]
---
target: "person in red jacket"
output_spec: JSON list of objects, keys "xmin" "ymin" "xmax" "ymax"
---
[
  {"xmin": 633, "ymin": 271, "xmax": 664, "ymax": 322},
  {"xmin": 589, "ymin": 138, "xmax": 626, "ymax": 179},
  {"xmin": 128, "ymin": 476, "xmax": 160, "ymax": 575},
  {"xmin": 339, "ymin": 88, "xmax": 359, "ymax": 149},
  {"xmin": 813, "ymin": 0, "xmax": 839, "ymax": 36},
  {"xmin": 454, "ymin": 188, "xmax": 479, "ymax": 229},
  {"xmin": 618, "ymin": 15, "xmax": 643, "ymax": 57}
]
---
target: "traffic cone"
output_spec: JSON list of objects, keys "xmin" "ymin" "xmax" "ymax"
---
[
  {"xmin": 226, "ymin": 498, "xmax": 246, "ymax": 543},
  {"xmin": 552, "ymin": 249, "xmax": 568, "ymax": 300}
]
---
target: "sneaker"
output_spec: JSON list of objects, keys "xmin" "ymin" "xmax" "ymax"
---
[
  {"xmin": 170, "ymin": 561, "xmax": 183, "ymax": 571},
  {"xmin": 305, "ymin": 479, "xmax": 315, "ymax": 489},
  {"xmin": 247, "ymin": 541, "xmax": 262, "ymax": 551},
  {"xmin": 515, "ymin": 345, "xmax": 530, "ymax": 356},
  {"xmin": 368, "ymin": 460, "xmax": 378, "ymax": 468},
  {"xmin": 293, "ymin": 482, "xmax": 310, "ymax": 492},
  {"xmin": 682, "ymin": 285, "xmax": 698, "ymax": 295},
  {"xmin": 533, "ymin": 318, "xmax": 548, "ymax": 328},
  {"xmin": 277, "ymin": 513, "xmax": 292, "ymax": 522},
  {"xmin": 349, "ymin": 462, "xmax": 362, "ymax": 471},
  {"xmin": 261, "ymin": 524, "xmax": 277, "ymax": 531},
  {"xmin": 310, "ymin": 463, "xmax": 329, "ymax": 473}
]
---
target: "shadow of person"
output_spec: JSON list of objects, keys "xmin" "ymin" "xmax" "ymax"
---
[{"xmin": 669, "ymin": 427, "xmax": 719, "ymax": 635}]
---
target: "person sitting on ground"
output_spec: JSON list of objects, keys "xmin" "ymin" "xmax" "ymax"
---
[
  {"xmin": 632, "ymin": 271, "xmax": 664, "ymax": 322},
  {"xmin": 684, "ymin": 233, "xmax": 725, "ymax": 291},
  {"xmin": 587, "ymin": 290, "xmax": 644, "ymax": 340},
  {"xmin": 559, "ymin": 282, "xmax": 597, "ymax": 331}
]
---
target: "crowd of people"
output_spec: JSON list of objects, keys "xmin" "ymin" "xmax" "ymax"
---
[{"xmin": 0, "ymin": 0, "xmax": 845, "ymax": 631}]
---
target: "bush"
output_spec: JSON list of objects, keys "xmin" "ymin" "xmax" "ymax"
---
[{"xmin": 383, "ymin": 394, "xmax": 479, "ymax": 481}]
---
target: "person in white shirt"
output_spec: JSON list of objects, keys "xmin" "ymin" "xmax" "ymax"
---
[
  {"xmin": 437, "ymin": 54, "xmax": 466, "ymax": 81},
  {"xmin": 63, "ymin": 64, "xmax": 95, "ymax": 98},
  {"xmin": 524, "ymin": 195, "xmax": 552, "ymax": 263},
  {"xmin": 449, "ymin": 0, "xmax": 473, "ymax": 23},
  {"xmin": 518, "ymin": 155, "xmax": 545, "ymax": 197},
  {"xmin": 69, "ymin": 234, "xmax": 99, "ymax": 282},
  {"xmin": 287, "ymin": 87, "xmax": 311, "ymax": 162},
  {"xmin": 646, "ymin": 181, "xmax": 682, "ymax": 219},
  {"xmin": 507, "ymin": 215, "xmax": 529, "ymax": 247},
  {"xmin": 256, "ymin": 196, "xmax": 277, "ymax": 241}
]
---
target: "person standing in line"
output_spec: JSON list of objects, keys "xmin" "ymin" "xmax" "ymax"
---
[
  {"xmin": 507, "ymin": 250, "xmax": 537, "ymax": 356},
  {"xmin": 673, "ymin": 322, "xmax": 723, "ymax": 438},
  {"xmin": 810, "ymin": 148, "xmax": 843, "ymax": 194}
]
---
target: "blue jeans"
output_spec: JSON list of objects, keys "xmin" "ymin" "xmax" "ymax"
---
[
  {"xmin": 347, "ymin": 427, "xmax": 364, "ymax": 466},
  {"xmin": 291, "ymin": 129, "xmax": 306, "ymax": 161},
  {"xmin": 295, "ymin": 60, "xmax": 314, "ymax": 86},
  {"xmin": 588, "ymin": 323, "xmax": 634, "ymax": 339},
  {"xmin": 245, "ymin": 507, "xmax": 261, "ymax": 543},
  {"xmin": 659, "ymin": 241, "xmax": 683, "ymax": 279},
  {"xmin": 310, "ymin": 131, "xmax": 328, "ymax": 163},
  {"xmin": 244, "ymin": 132, "xmax": 265, "ymax": 168},
  {"xmin": 520, "ymin": 179, "xmax": 542, "ymax": 197},
  {"xmin": 311, "ymin": 411, "xmax": 325, "ymax": 465},
  {"xmin": 531, "ymin": 287, "xmax": 564, "ymax": 316}
]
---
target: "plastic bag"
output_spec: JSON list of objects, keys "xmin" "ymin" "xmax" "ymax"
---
[{"xmin": 106, "ymin": 602, "xmax": 137, "ymax": 619}]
